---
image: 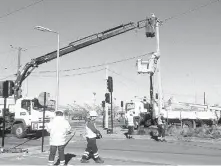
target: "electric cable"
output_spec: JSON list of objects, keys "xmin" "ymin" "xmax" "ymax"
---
[
  {"xmin": 107, "ymin": 69, "xmax": 138, "ymax": 84},
  {"xmin": 0, "ymin": 0, "xmax": 45, "ymax": 19},
  {"xmin": 36, "ymin": 52, "xmax": 154, "ymax": 74},
  {"xmin": 30, "ymin": 68, "xmax": 106, "ymax": 77},
  {"xmin": 162, "ymin": 0, "xmax": 220, "ymax": 23}
]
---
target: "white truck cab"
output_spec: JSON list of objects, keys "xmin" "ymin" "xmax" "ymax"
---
[
  {"xmin": 0, "ymin": 97, "xmax": 55, "ymax": 138},
  {"xmin": 125, "ymin": 101, "xmax": 147, "ymax": 129}
]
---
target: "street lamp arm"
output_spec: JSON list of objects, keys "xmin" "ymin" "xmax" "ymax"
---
[{"xmin": 35, "ymin": 26, "xmax": 58, "ymax": 34}]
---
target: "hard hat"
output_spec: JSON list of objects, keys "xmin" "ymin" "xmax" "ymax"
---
[
  {"xmin": 89, "ymin": 111, "xmax": 98, "ymax": 117},
  {"xmin": 55, "ymin": 109, "xmax": 65, "ymax": 114},
  {"xmin": 159, "ymin": 112, "xmax": 164, "ymax": 115}
]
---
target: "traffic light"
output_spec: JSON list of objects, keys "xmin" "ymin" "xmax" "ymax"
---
[
  {"xmin": 8, "ymin": 80, "xmax": 14, "ymax": 96},
  {"xmin": 3, "ymin": 81, "xmax": 9, "ymax": 98},
  {"xmin": 121, "ymin": 101, "xmax": 123, "ymax": 108},
  {"xmin": 105, "ymin": 93, "xmax": 110, "ymax": 104},
  {"xmin": 155, "ymin": 93, "xmax": 158, "ymax": 99},
  {"xmin": 102, "ymin": 101, "xmax": 105, "ymax": 108},
  {"xmin": 107, "ymin": 76, "xmax": 113, "ymax": 92},
  {"xmin": 0, "ymin": 80, "xmax": 15, "ymax": 98}
]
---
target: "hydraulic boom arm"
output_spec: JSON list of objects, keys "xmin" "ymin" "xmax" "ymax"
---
[{"xmin": 14, "ymin": 17, "xmax": 152, "ymax": 100}]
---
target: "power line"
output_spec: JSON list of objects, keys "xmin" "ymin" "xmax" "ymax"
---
[
  {"xmin": 107, "ymin": 69, "xmax": 138, "ymax": 84},
  {"xmin": 37, "ymin": 52, "xmax": 154, "ymax": 74},
  {"xmin": 0, "ymin": 0, "xmax": 45, "ymax": 19},
  {"xmin": 162, "ymin": 0, "xmax": 220, "ymax": 23},
  {"xmin": 31, "ymin": 68, "xmax": 106, "ymax": 77}
]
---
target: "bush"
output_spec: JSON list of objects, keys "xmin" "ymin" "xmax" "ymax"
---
[{"xmin": 166, "ymin": 125, "xmax": 221, "ymax": 139}]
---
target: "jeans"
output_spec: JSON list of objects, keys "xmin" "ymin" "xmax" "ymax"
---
[
  {"xmin": 128, "ymin": 126, "xmax": 134, "ymax": 135},
  {"xmin": 49, "ymin": 145, "xmax": 65, "ymax": 162},
  {"xmin": 158, "ymin": 124, "xmax": 165, "ymax": 138}
]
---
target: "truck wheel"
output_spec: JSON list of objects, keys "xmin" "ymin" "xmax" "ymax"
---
[
  {"xmin": 182, "ymin": 120, "xmax": 193, "ymax": 128},
  {"xmin": 13, "ymin": 124, "xmax": 27, "ymax": 138}
]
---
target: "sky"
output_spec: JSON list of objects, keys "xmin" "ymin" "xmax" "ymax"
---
[{"xmin": 0, "ymin": 0, "xmax": 221, "ymax": 107}]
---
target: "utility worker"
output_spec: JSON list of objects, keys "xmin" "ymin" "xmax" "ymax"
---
[
  {"xmin": 80, "ymin": 110, "xmax": 104, "ymax": 163},
  {"xmin": 157, "ymin": 112, "xmax": 166, "ymax": 142},
  {"xmin": 46, "ymin": 109, "xmax": 72, "ymax": 166},
  {"xmin": 126, "ymin": 111, "xmax": 134, "ymax": 139}
]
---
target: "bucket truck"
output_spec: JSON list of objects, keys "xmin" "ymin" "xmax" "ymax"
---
[
  {"xmin": 131, "ymin": 52, "xmax": 221, "ymax": 129},
  {"xmin": 0, "ymin": 15, "xmax": 156, "ymax": 138}
]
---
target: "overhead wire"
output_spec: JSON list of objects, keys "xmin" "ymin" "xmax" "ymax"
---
[
  {"xmin": 30, "ymin": 68, "xmax": 106, "ymax": 77},
  {"xmin": 0, "ymin": 0, "xmax": 45, "ymax": 19},
  {"xmin": 37, "ymin": 52, "xmax": 154, "ymax": 74},
  {"xmin": 162, "ymin": 0, "xmax": 220, "ymax": 23},
  {"xmin": 107, "ymin": 69, "xmax": 138, "ymax": 84}
]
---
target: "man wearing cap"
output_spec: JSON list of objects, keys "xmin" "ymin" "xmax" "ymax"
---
[
  {"xmin": 125, "ymin": 111, "xmax": 134, "ymax": 139},
  {"xmin": 157, "ymin": 112, "xmax": 166, "ymax": 142},
  {"xmin": 46, "ymin": 109, "xmax": 72, "ymax": 166}
]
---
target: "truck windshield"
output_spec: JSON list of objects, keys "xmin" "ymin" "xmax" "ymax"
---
[{"xmin": 32, "ymin": 98, "xmax": 55, "ymax": 112}]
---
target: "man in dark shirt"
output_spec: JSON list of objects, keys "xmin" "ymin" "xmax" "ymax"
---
[{"xmin": 157, "ymin": 112, "xmax": 166, "ymax": 142}]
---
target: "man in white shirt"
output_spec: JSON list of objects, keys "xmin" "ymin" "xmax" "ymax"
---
[
  {"xmin": 125, "ymin": 111, "xmax": 134, "ymax": 139},
  {"xmin": 46, "ymin": 109, "xmax": 71, "ymax": 166}
]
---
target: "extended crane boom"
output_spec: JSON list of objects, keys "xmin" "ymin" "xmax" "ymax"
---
[{"xmin": 14, "ymin": 17, "xmax": 154, "ymax": 100}]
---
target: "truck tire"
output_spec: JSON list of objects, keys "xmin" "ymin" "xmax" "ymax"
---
[
  {"xmin": 182, "ymin": 120, "xmax": 193, "ymax": 128},
  {"xmin": 12, "ymin": 124, "xmax": 27, "ymax": 138}
]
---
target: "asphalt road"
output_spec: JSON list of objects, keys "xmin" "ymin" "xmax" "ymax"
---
[{"xmin": 0, "ymin": 121, "xmax": 221, "ymax": 165}]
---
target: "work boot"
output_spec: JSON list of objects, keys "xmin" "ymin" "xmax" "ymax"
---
[
  {"xmin": 94, "ymin": 157, "xmax": 104, "ymax": 163},
  {"xmin": 156, "ymin": 137, "xmax": 161, "ymax": 142},
  {"xmin": 80, "ymin": 156, "xmax": 89, "ymax": 163},
  {"xmin": 80, "ymin": 158, "xmax": 89, "ymax": 163},
  {"xmin": 162, "ymin": 138, "xmax": 167, "ymax": 142}
]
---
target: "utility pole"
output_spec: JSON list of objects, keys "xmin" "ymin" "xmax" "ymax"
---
[
  {"xmin": 155, "ymin": 15, "xmax": 163, "ymax": 114},
  {"xmin": 150, "ymin": 74, "xmax": 154, "ymax": 115},
  {"xmin": 17, "ymin": 47, "xmax": 22, "ymax": 76},
  {"xmin": 10, "ymin": 45, "xmax": 27, "ymax": 97},
  {"xmin": 10, "ymin": 45, "xmax": 27, "ymax": 76}
]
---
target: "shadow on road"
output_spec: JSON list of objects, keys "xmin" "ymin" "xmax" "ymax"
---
[{"xmin": 54, "ymin": 153, "xmax": 77, "ymax": 165}]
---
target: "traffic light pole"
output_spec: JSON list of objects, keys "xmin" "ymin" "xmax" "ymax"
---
[
  {"xmin": 105, "ymin": 66, "xmax": 109, "ymax": 129},
  {"xmin": 102, "ymin": 101, "xmax": 105, "ymax": 128},
  {"xmin": 110, "ymin": 91, "xmax": 113, "ymax": 133},
  {"xmin": 41, "ymin": 92, "xmax": 46, "ymax": 152},
  {"xmin": 2, "ymin": 97, "xmax": 7, "ymax": 147}
]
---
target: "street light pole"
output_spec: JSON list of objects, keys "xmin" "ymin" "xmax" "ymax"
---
[
  {"xmin": 56, "ymin": 33, "xmax": 60, "ymax": 113},
  {"xmin": 34, "ymin": 26, "xmax": 60, "ymax": 112}
]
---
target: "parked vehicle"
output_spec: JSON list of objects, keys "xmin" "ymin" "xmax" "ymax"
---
[
  {"xmin": 124, "ymin": 99, "xmax": 221, "ymax": 129},
  {"xmin": 0, "ymin": 97, "xmax": 55, "ymax": 138}
]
